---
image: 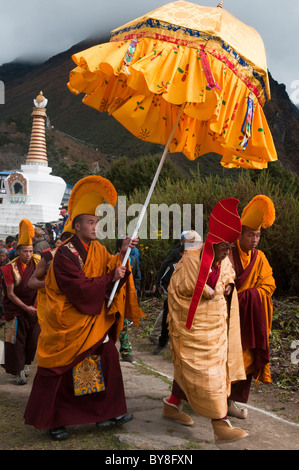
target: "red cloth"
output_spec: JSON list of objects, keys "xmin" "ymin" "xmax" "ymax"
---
[
  {"xmin": 168, "ymin": 394, "xmax": 181, "ymax": 406},
  {"xmin": 0, "ymin": 258, "xmax": 37, "ymax": 321},
  {"xmin": 206, "ymin": 263, "xmax": 221, "ymax": 290},
  {"xmin": 186, "ymin": 198, "xmax": 242, "ymax": 330}
]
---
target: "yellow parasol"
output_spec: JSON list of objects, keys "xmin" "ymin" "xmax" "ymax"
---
[{"xmin": 67, "ymin": 1, "xmax": 277, "ymax": 304}]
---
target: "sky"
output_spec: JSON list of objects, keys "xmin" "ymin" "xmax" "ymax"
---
[{"xmin": 1, "ymin": 0, "xmax": 299, "ymax": 102}]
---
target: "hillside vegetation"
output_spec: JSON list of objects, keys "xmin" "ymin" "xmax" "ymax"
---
[{"xmin": 100, "ymin": 160, "xmax": 299, "ymax": 297}]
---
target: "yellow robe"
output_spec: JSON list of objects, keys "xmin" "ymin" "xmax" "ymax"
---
[
  {"xmin": 167, "ymin": 249, "xmax": 245, "ymax": 419},
  {"xmin": 37, "ymin": 239, "xmax": 144, "ymax": 369}
]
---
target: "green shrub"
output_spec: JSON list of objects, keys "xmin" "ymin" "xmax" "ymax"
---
[
  {"xmin": 104, "ymin": 154, "xmax": 185, "ymax": 196},
  {"xmin": 101, "ymin": 164, "xmax": 299, "ymax": 295}
]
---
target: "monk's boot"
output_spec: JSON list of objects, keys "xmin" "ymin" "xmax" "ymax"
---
[
  {"xmin": 212, "ymin": 418, "xmax": 249, "ymax": 443},
  {"xmin": 227, "ymin": 400, "xmax": 248, "ymax": 419},
  {"xmin": 162, "ymin": 397, "xmax": 194, "ymax": 426}
]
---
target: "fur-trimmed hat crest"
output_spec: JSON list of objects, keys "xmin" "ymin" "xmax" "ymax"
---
[
  {"xmin": 241, "ymin": 195, "xmax": 275, "ymax": 230},
  {"xmin": 68, "ymin": 175, "xmax": 117, "ymax": 225}
]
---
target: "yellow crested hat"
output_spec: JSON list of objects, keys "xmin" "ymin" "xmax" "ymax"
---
[
  {"xmin": 68, "ymin": 175, "xmax": 117, "ymax": 225},
  {"xmin": 18, "ymin": 219, "xmax": 35, "ymax": 246},
  {"xmin": 241, "ymin": 195, "xmax": 275, "ymax": 230}
]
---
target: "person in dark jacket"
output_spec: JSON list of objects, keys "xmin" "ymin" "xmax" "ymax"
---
[
  {"xmin": 33, "ymin": 227, "xmax": 51, "ymax": 255},
  {"xmin": 149, "ymin": 232, "xmax": 187, "ymax": 354},
  {"xmin": 116, "ymin": 238, "xmax": 141, "ymax": 362}
]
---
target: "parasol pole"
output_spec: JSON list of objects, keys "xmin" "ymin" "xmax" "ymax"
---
[{"xmin": 108, "ymin": 102, "xmax": 186, "ymax": 307}]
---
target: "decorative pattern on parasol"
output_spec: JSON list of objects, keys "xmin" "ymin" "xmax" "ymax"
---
[{"xmin": 68, "ymin": 1, "xmax": 277, "ymax": 170}]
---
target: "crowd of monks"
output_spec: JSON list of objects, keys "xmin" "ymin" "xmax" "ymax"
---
[{"xmin": 0, "ymin": 174, "xmax": 276, "ymax": 444}]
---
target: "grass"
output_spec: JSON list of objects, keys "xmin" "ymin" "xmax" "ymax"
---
[{"xmin": 0, "ymin": 391, "xmax": 135, "ymax": 450}]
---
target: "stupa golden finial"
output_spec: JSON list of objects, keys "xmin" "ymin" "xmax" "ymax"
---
[
  {"xmin": 33, "ymin": 91, "xmax": 48, "ymax": 108},
  {"xmin": 217, "ymin": 1, "xmax": 223, "ymax": 7}
]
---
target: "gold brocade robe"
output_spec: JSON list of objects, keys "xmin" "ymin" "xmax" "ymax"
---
[{"xmin": 167, "ymin": 249, "xmax": 245, "ymax": 419}]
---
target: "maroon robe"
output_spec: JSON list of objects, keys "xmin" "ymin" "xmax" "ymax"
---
[
  {"xmin": 1, "ymin": 258, "xmax": 38, "ymax": 321},
  {"xmin": 24, "ymin": 235, "xmax": 129, "ymax": 429},
  {"xmin": 229, "ymin": 245, "xmax": 269, "ymax": 403},
  {"xmin": 0, "ymin": 257, "xmax": 40, "ymax": 375}
]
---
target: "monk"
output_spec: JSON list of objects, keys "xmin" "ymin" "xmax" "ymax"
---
[
  {"xmin": 228, "ymin": 195, "xmax": 276, "ymax": 418},
  {"xmin": 163, "ymin": 199, "xmax": 248, "ymax": 443},
  {"xmin": 0, "ymin": 219, "xmax": 40, "ymax": 385},
  {"xmin": 24, "ymin": 175, "xmax": 145, "ymax": 441}
]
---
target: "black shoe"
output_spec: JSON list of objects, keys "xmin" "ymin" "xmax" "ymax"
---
[
  {"xmin": 96, "ymin": 413, "xmax": 133, "ymax": 429},
  {"xmin": 121, "ymin": 353, "xmax": 134, "ymax": 363},
  {"xmin": 48, "ymin": 427, "xmax": 69, "ymax": 441},
  {"xmin": 149, "ymin": 337, "xmax": 159, "ymax": 345},
  {"xmin": 154, "ymin": 343, "xmax": 168, "ymax": 355}
]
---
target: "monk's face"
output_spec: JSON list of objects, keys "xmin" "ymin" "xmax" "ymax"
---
[
  {"xmin": 75, "ymin": 215, "xmax": 98, "ymax": 244},
  {"xmin": 239, "ymin": 228, "xmax": 261, "ymax": 253},
  {"xmin": 18, "ymin": 245, "xmax": 33, "ymax": 265},
  {"xmin": 213, "ymin": 242, "xmax": 231, "ymax": 262}
]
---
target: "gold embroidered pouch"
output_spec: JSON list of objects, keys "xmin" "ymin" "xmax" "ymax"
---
[{"xmin": 72, "ymin": 355, "xmax": 105, "ymax": 396}]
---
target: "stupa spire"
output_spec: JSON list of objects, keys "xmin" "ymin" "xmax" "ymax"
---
[{"xmin": 26, "ymin": 91, "xmax": 48, "ymax": 166}]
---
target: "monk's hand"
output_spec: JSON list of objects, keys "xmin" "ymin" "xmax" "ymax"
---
[
  {"xmin": 121, "ymin": 235, "xmax": 139, "ymax": 252},
  {"xmin": 26, "ymin": 305, "xmax": 37, "ymax": 316},
  {"xmin": 224, "ymin": 284, "xmax": 233, "ymax": 296},
  {"xmin": 206, "ymin": 285, "xmax": 215, "ymax": 299},
  {"xmin": 113, "ymin": 266, "xmax": 127, "ymax": 282}
]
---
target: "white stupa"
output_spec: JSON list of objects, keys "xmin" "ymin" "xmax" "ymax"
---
[{"xmin": 0, "ymin": 91, "xmax": 66, "ymax": 238}]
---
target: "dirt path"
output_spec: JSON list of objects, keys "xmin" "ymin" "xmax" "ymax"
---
[
  {"xmin": 0, "ymin": 319, "xmax": 298, "ymax": 451},
  {"xmin": 129, "ymin": 342, "xmax": 299, "ymax": 451},
  {"xmin": 0, "ymin": 344, "xmax": 298, "ymax": 451}
]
